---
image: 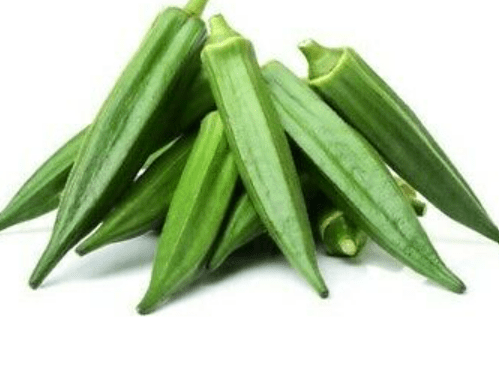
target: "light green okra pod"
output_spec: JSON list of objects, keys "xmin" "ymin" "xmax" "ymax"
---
[
  {"xmin": 76, "ymin": 133, "xmax": 196, "ymax": 255},
  {"xmin": 137, "ymin": 112, "xmax": 239, "ymax": 315},
  {"xmin": 0, "ymin": 128, "xmax": 88, "ymax": 232},
  {"xmin": 300, "ymin": 40, "xmax": 499, "ymax": 243},
  {"xmin": 262, "ymin": 61, "xmax": 463, "ymax": 293},
  {"xmin": 29, "ymin": 0, "xmax": 210, "ymax": 289},
  {"xmin": 201, "ymin": 15, "xmax": 328, "ymax": 297}
]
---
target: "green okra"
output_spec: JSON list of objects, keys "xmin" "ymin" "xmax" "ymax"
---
[
  {"xmin": 209, "ymin": 176, "xmax": 426, "ymax": 269},
  {"xmin": 0, "ymin": 66, "xmax": 216, "ymax": 235},
  {"xmin": 208, "ymin": 175, "xmax": 317, "ymax": 271},
  {"xmin": 318, "ymin": 208, "xmax": 367, "ymax": 258},
  {"xmin": 29, "ymin": 0, "xmax": 210, "ymax": 289},
  {"xmin": 316, "ymin": 178, "xmax": 426, "ymax": 258},
  {"xmin": 201, "ymin": 15, "xmax": 328, "ymax": 298},
  {"xmin": 0, "ymin": 128, "xmax": 88, "ymax": 232},
  {"xmin": 137, "ymin": 112, "xmax": 239, "ymax": 314},
  {"xmin": 208, "ymin": 193, "xmax": 263, "ymax": 271},
  {"xmin": 300, "ymin": 40, "xmax": 499, "ymax": 243},
  {"xmin": 262, "ymin": 61, "xmax": 464, "ymax": 293},
  {"xmin": 76, "ymin": 133, "xmax": 196, "ymax": 255}
]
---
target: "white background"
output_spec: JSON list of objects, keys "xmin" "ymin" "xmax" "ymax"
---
[{"xmin": 0, "ymin": 0, "xmax": 498, "ymax": 376}]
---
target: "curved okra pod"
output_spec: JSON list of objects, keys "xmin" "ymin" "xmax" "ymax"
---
[
  {"xmin": 262, "ymin": 61, "xmax": 464, "ymax": 293},
  {"xmin": 299, "ymin": 40, "xmax": 499, "ymax": 243},
  {"xmin": 137, "ymin": 112, "xmax": 239, "ymax": 314},
  {"xmin": 0, "ymin": 128, "xmax": 87, "ymax": 232},
  {"xmin": 201, "ymin": 15, "xmax": 328, "ymax": 297},
  {"xmin": 29, "ymin": 0, "xmax": 210, "ymax": 289},
  {"xmin": 76, "ymin": 133, "xmax": 196, "ymax": 255}
]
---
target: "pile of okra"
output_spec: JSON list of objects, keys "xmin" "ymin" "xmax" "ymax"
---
[{"xmin": 1, "ymin": 0, "xmax": 497, "ymax": 314}]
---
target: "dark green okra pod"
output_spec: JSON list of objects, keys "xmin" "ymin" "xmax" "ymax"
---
[
  {"xmin": 76, "ymin": 133, "xmax": 196, "ymax": 255},
  {"xmin": 0, "ymin": 128, "xmax": 88, "ymax": 232},
  {"xmin": 262, "ymin": 61, "xmax": 464, "ymax": 293},
  {"xmin": 300, "ymin": 40, "xmax": 499, "ymax": 243},
  {"xmin": 0, "ymin": 67, "xmax": 216, "ymax": 235},
  {"xmin": 209, "ymin": 174, "xmax": 427, "ymax": 267},
  {"xmin": 137, "ymin": 112, "xmax": 239, "ymax": 314},
  {"xmin": 29, "ymin": 0, "xmax": 210, "ymax": 288},
  {"xmin": 201, "ymin": 15, "xmax": 328, "ymax": 297}
]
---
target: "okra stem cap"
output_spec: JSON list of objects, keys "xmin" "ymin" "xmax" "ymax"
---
[
  {"xmin": 298, "ymin": 39, "xmax": 344, "ymax": 80},
  {"xmin": 207, "ymin": 14, "xmax": 240, "ymax": 44}
]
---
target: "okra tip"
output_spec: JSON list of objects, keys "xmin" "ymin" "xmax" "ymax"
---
[
  {"xmin": 207, "ymin": 14, "xmax": 240, "ymax": 44},
  {"xmin": 183, "ymin": 0, "xmax": 210, "ymax": 17},
  {"xmin": 298, "ymin": 39, "xmax": 343, "ymax": 80},
  {"xmin": 136, "ymin": 292, "xmax": 161, "ymax": 315},
  {"xmin": 75, "ymin": 236, "xmax": 103, "ymax": 256}
]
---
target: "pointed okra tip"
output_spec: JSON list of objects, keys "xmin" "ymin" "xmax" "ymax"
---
[
  {"xmin": 136, "ymin": 290, "xmax": 162, "ymax": 315},
  {"xmin": 207, "ymin": 14, "xmax": 240, "ymax": 44},
  {"xmin": 183, "ymin": 0, "xmax": 210, "ymax": 17},
  {"xmin": 298, "ymin": 39, "xmax": 344, "ymax": 80}
]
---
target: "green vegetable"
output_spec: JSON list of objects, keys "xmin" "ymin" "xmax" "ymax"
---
[
  {"xmin": 262, "ymin": 61, "xmax": 464, "ymax": 293},
  {"xmin": 0, "ymin": 128, "xmax": 87, "ymax": 232},
  {"xmin": 29, "ymin": 0, "xmax": 209, "ymax": 289},
  {"xmin": 318, "ymin": 207, "xmax": 367, "ymax": 258},
  {"xmin": 208, "ymin": 192, "xmax": 263, "ymax": 271},
  {"xmin": 316, "ymin": 178, "xmax": 426, "ymax": 258},
  {"xmin": 137, "ymin": 112, "xmax": 238, "ymax": 314},
  {"xmin": 300, "ymin": 40, "xmax": 499, "ymax": 243},
  {"xmin": 76, "ymin": 133, "xmax": 196, "ymax": 255},
  {"xmin": 201, "ymin": 15, "xmax": 328, "ymax": 297}
]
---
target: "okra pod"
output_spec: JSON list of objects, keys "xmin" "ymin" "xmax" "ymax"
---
[
  {"xmin": 318, "ymin": 208, "xmax": 367, "ymax": 258},
  {"xmin": 137, "ymin": 112, "xmax": 239, "ymax": 314},
  {"xmin": 0, "ymin": 128, "xmax": 87, "ymax": 232},
  {"xmin": 76, "ymin": 133, "xmax": 196, "ymax": 255},
  {"xmin": 300, "ymin": 40, "xmax": 499, "ymax": 243},
  {"xmin": 201, "ymin": 15, "xmax": 328, "ymax": 297},
  {"xmin": 29, "ymin": 0, "xmax": 209, "ymax": 288},
  {"xmin": 262, "ymin": 61, "xmax": 464, "ymax": 293}
]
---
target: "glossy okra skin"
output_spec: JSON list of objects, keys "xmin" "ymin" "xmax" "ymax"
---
[
  {"xmin": 137, "ymin": 112, "xmax": 239, "ymax": 314},
  {"xmin": 29, "ymin": 0, "xmax": 209, "ymax": 289},
  {"xmin": 300, "ymin": 40, "xmax": 499, "ymax": 243},
  {"xmin": 0, "ymin": 128, "xmax": 87, "ymax": 232},
  {"xmin": 76, "ymin": 133, "xmax": 196, "ymax": 255},
  {"xmin": 262, "ymin": 61, "xmax": 464, "ymax": 293},
  {"xmin": 201, "ymin": 15, "xmax": 328, "ymax": 297}
]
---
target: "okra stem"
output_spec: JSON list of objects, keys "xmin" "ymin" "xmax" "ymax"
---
[
  {"xmin": 208, "ymin": 14, "xmax": 240, "ymax": 42},
  {"xmin": 299, "ymin": 39, "xmax": 343, "ymax": 79},
  {"xmin": 184, "ymin": 0, "xmax": 209, "ymax": 16}
]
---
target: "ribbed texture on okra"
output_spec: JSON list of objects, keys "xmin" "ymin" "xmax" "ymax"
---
[
  {"xmin": 201, "ymin": 15, "xmax": 328, "ymax": 298},
  {"xmin": 29, "ymin": 2, "xmax": 208, "ymax": 289},
  {"xmin": 262, "ymin": 61, "xmax": 464, "ymax": 293},
  {"xmin": 300, "ymin": 40, "xmax": 499, "ymax": 244},
  {"xmin": 137, "ymin": 112, "xmax": 238, "ymax": 314},
  {"xmin": 76, "ymin": 133, "xmax": 196, "ymax": 255},
  {"xmin": 0, "ymin": 128, "xmax": 87, "ymax": 232}
]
